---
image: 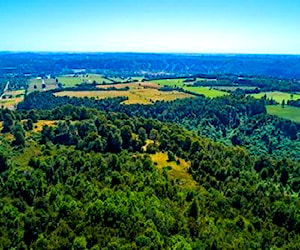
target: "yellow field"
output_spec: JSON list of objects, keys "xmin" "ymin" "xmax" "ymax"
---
[
  {"xmin": 55, "ymin": 88, "xmax": 194, "ymax": 104},
  {"xmin": 150, "ymin": 152, "xmax": 196, "ymax": 188},
  {"xmin": 32, "ymin": 120, "xmax": 58, "ymax": 132}
]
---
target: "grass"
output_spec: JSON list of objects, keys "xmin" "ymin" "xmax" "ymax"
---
[
  {"xmin": 55, "ymin": 88, "xmax": 194, "ymax": 105},
  {"xmin": 57, "ymin": 74, "xmax": 112, "ymax": 87},
  {"xmin": 251, "ymin": 91, "xmax": 300, "ymax": 103},
  {"xmin": 150, "ymin": 152, "xmax": 196, "ymax": 188},
  {"xmin": 153, "ymin": 79, "xmax": 227, "ymax": 98},
  {"xmin": 267, "ymin": 105, "xmax": 300, "ymax": 123}
]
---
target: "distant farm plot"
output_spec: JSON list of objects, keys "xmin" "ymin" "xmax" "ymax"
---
[
  {"xmin": 0, "ymin": 97, "xmax": 23, "ymax": 109},
  {"xmin": 55, "ymin": 88, "xmax": 194, "ymax": 105},
  {"xmin": 28, "ymin": 78, "xmax": 58, "ymax": 93},
  {"xmin": 153, "ymin": 79, "xmax": 227, "ymax": 98},
  {"xmin": 0, "ymin": 89, "xmax": 25, "ymax": 109},
  {"xmin": 57, "ymin": 74, "xmax": 112, "ymax": 87},
  {"xmin": 251, "ymin": 91, "xmax": 300, "ymax": 103},
  {"xmin": 267, "ymin": 105, "xmax": 300, "ymax": 123}
]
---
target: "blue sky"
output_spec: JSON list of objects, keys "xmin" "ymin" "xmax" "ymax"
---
[{"xmin": 1, "ymin": 0, "xmax": 299, "ymax": 54}]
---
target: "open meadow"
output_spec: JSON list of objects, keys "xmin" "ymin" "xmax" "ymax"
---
[
  {"xmin": 251, "ymin": 91, "xmax": 300, "ymax": 103},
  {"xmin": 267, "ymin": 105, "xmax": 300, "ymax": 123},
  {"xmin": 153, "ymin": 79, "xmax": 227, "ymax": 98}
]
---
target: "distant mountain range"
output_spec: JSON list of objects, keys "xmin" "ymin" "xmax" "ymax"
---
[{"xmin": 0, "ymin": 52, "xmax": 299, "ymax": 79}]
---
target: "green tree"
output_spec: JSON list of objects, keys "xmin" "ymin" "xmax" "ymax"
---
[
  {"xmin": 138, "ymin": 127, "xmax": 147, "ymax": 145},
  {"xmin": 73, "ymin": 236, "xmax": 87, "ymax": 250},
  {"xmin": 2, "ymin": 113, "xmax": 14, "ymax": 133},
  {"xmin": 12, "ymin": 123, "xmax": 25, "ymax": 147}
]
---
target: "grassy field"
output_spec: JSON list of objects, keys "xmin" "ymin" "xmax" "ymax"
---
[
  {"xmin": 251, "ymin": 91, "xmax": 300, "ymax": 103},
  {"xmin": 55, "ymin": 88, "xmax": 194, "ymax": 105},
  {"xmin": 150, "ymin": 152, "xmax": 196, "ymax": 188},
  {"xmin": 28, "ymin": 78, "xmax": 58, "ymax": 93},
  {"xmin": 57, "ymin": 74, "xmax": 112, "ymax": 87},
  {"xmin": 267, "ymin": 105, "xmax": 300, "ymax": 123},
  {"xmin": 153, "ymin": 79, "xmax": 227, "ymax": 98}
]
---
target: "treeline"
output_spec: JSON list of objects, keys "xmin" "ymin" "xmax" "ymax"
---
[
  {"xmin": 287, "ymin": 99, "xmax": 300, "ymax": 107},
  {"xmin": 194, "ymin": 76, "xmax": 300, "ymax": 93},
  {"xmin": 0, "ymin": 105, "xmax": 299, "ymax": 249},
  {"xmin": 18, "ymin": 92, "xmax": 300, "ymax": 161}
]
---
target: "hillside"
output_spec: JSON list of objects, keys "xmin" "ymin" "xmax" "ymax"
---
[{"xmin": 1, "ymin": 96, "xmax": 299, "ymax": 249}]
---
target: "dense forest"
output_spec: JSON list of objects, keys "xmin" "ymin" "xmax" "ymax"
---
[
  {"xmin": 0, "ymin": 100, "xmax": 299, "ymax": 249},
  {"xmin": 1, "ymin": 52, "xmax": 300, "ymax": 79}
]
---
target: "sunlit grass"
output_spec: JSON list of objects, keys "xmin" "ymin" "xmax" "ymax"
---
[{"xmin": 267, "ymin": 105, "xmax": 300, "ymax": 123}]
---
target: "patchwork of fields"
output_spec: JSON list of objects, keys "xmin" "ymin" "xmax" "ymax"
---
[
  {"xmin": 3, "ymin": 75, "xmax": 300, "ymax": 124},
  {"xmin": 55, "ymin": 88, "xmax": 194, "ymax": 105}
]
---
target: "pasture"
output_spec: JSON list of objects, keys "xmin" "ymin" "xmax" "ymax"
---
[
  {"xmin": 251, "ymin": 91, "xmax": 300, "ymax": 103},
  {"xmin": 153, "ymin": 79, "xmax": 227, "ymax": 98},
  {"xmin": 57, "ymin": 74, "xmax": 112, "ymax": 87},
  {"xmin": 267, "ymin": 105, "xmax": 300, "ymax": 123}
]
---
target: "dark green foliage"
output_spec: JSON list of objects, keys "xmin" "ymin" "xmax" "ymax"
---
[
  {"xmin": 2, "ymin": 112, "xmax": 15, "ymax": 133},
  {"xmin": 0, "ymin": 150, "xmax": 8, "ymax": 173},
  {"xmin": 12, "ymin": 122, "xmax": 25, "ymax": 147},
  {"xmin": 0, "ymin": 107, "xmax": 299, "ymax": 249}
]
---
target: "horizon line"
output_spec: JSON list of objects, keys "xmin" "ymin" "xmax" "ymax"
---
[{"xmin": 0, "ymin": 50, "xmax": 300, "ymax": 56}]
